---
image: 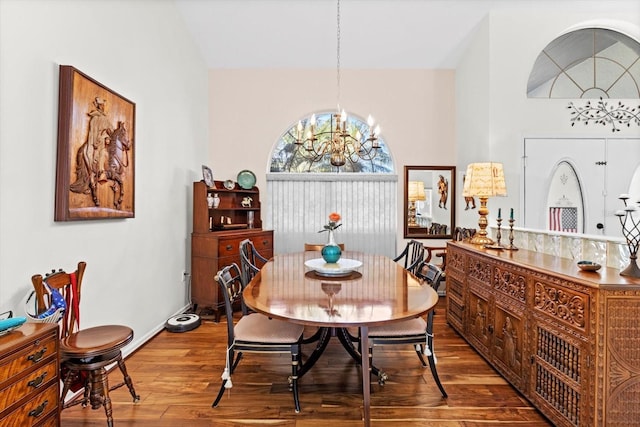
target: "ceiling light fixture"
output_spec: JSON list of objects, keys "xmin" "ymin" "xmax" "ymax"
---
[{"xmin": 293, "ymin": 0, "xmax": 381, "ymax": 170}]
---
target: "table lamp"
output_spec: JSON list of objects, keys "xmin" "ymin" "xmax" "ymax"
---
[
  {"xmin": 408, "ymin": 181, "xmax": 426, "ymax": 227},
  {"xmin": 462, "ymin": 162, "xmax": 507, "ymax": 245}
]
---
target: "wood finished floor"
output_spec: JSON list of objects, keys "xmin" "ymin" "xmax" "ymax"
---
[{"xmin": 60, "ymin": 299, "xmax": 552, "ymax": 426}]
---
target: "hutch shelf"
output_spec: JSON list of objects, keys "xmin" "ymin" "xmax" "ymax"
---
[{"xmin": 191, "ymin": 180, "xmax": 273, "ymax": 321}]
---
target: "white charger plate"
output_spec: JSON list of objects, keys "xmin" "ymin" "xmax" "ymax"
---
[{"xmin": 304, "ymin": 258, "xmax": 363, "ymax": 277}]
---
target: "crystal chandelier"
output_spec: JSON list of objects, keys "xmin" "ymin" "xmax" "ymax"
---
[{"xmin": 293, "ymin": 0, "xmax": 381, "ymax": 169}]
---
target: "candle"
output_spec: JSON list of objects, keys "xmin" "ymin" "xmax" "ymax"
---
[
  {"xmin": 510, "ymin": 208, "xmax": 514, "ymax": 220},
  {"xmin": 619, "ymin": 194, "xmax": 630, "ymax": 200},
  {"xmin": 497, "ymin": 208, "xmax": 501, "ymax": 219},
  {"xmin": 615, "ymin": 210, "xmax": 626, "ymax": 217}
]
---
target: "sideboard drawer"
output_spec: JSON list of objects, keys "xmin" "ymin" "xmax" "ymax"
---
[{"xmin": 1, "ymin": 383, "xmax": 58, "ymax": 426}]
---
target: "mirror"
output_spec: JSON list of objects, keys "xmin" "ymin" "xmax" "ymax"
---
[{"xmin": 404, "ymin": 166, "xmax": 456, "ymax": 239}]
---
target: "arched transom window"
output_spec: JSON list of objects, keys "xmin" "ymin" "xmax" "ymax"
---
[{"xmin": 527, "ymin": 28, "xmax": 640, "ymax": 99}]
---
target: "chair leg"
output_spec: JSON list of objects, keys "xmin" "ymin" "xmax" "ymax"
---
[
  {"xmin": 116, "ymin": 357, "xmax": 140, "ymax": 402},
  {"xmin": 212, "ymin": 379, "xmax": 229, "ymax": 408},
  {"xmin": 427, "ymin": 339, "xmax": 448, "ymax": 398},
  {"xmin": 290, "ymin": 344, "xmax": 301, "ymax": 413},
  {"xmin": 212, "ymin": 348, "xmax": 237, "ymax": 408},
  {"xmin": 414, "ymin": 345, "xmax": 428, "ymax": 367}
]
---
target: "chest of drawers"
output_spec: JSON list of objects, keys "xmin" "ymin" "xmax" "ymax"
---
[{"xmin": 0, "ymin": 323, "xmax": 59, "ymax": 427}]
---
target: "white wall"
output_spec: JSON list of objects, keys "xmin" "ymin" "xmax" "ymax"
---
[
  {"xmin": 208, "ymin": 68, "xmax": 457, "ymax": 252},
  {"xmin": 0, "ymin": 0, "xmax": 208, "ymax": 350},
  {"xmin": 456, "ymin": 6, "xmax": 640, "ymax": 231}
]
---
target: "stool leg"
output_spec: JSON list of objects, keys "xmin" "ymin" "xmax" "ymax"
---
[
  {"xmin": 116, "ymin": 357, "xmax": 140, "ymax": 402},
  {"xmin": 89, "ymin": 368, "xmax": 114, "ymax": 427}
]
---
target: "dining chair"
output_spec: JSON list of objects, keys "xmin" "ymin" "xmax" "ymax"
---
[
  {"xmin": 366, "ymin": 262, "xmax": 448, "ymax": 397},
  {"xmin": 394, "ymin": 239, "xmax": 425, "ymax": 275},
  {"xmin": 212, "ymin": 263, "xmax": 305, "ymax": 412},
  {"xmin": 31, "ymin": 261, "xmax": 139, "ymax": 427},
  {"xmin": 304, "ymin": 242, "xmax": 345, "ymax": 251}
]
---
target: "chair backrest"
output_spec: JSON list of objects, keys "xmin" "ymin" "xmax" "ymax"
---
[
  {"xmin": 31, "ymin": 261, "xmax": 86, "ymax": 338},
  {"xmin": 239, "ymin": 239, "xmax": 268, "ymax": 286},
  {"xmin": 416, "ymin": 262, "xmax": 444, "ymax": 291},
  {"xmin": 454, "ymin": 227, "xmax": 477, "ymax": 242},
  {"xmin": 304, "ymin": 243, "xmax": 346, "ymax": 251},
  {"xmin": 215, "ymin": 263, "xmax": 244, "ymax": 345},
  {"xmin": 394, "ymin": 240, "xmax": 425, "ymax": 275}
]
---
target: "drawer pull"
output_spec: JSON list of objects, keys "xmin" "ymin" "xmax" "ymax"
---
[
  {"xmin": 28, "ymin": 372, "xmax": 48, "ymax": 388},
  {"xmin": 28, "ymin": 400, "xmax": 48, "ymax": 418},
  {"xmin": 226, "ymin": 244, "xmax": 232, "ymax": 251},
  {"xmin": 262, "ymin": 240, "xmax": 269, "ymax": 245},
  {"xmin": 27, "ymin": 347, "xmax": 47, "ymax": 363}
]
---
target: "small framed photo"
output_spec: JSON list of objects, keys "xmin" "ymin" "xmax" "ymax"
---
[{"xmin": 202, "ymin": 165, "xmax": 214, "ymax": 188}]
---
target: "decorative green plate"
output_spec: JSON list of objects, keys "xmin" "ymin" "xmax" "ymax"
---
[{"xmin": 237, "ymin": 170, "xmax": 256, "ymax": 189}]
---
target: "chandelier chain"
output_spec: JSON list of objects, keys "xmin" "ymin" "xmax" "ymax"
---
[{"xmin": 336, "ymin": 0, "xmax": 341, "ymax": 109}]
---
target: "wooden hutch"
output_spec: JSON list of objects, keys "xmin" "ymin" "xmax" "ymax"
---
[
  {"xmin": 446, "ymin": 241, "xmax": 640, "ymax": 427},
  {"xmin": 191, "ymin": 180, "xmax": 273, "ymax": 321}
]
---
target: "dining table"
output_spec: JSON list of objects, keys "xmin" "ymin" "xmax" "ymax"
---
[{"xmin": 242, "ymin": 250, "xmax": 439, "ymax": 426}]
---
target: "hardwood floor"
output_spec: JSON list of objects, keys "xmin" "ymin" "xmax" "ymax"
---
[{"xmin": 61, "ymin": 298, "xmax": 552, "ymax": 426}]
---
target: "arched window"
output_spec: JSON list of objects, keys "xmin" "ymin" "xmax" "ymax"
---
[
  {"xmin": 527, "ymin": 28, "xmax": 640, "ymax": 99},
  {"xmin": 269, "ymin": 111, "xmax": 394, "ymax": 173}
]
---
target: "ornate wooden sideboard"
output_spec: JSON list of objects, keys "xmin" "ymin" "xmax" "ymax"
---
[
  {"xmin": 446, "ymin": 241, "xmax": 640, "ymax": 427},
  {"xmin": 191, "ymin": 180, "xmax": 273, "ymax": 321},
  {"xmin": 0, "ymin": 323, "xmax": 60, "ymax": 426}
]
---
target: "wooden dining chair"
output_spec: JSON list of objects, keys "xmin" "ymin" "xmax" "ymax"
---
[
  {"xmin": 212, "ymin": 263, "xmax": 305, "ymax": 412},
  {"xmin": 31, "ymin": 261, "xmax": 139, "ymax": 427},
  {"xmin": 366, "ymin": 262, "xmax": 448, "ymax": 398},
  {"xmin": 304, "ymin": 242, "xmax": 345, "ymax": 251},
  {"xmin": 394, "ymin": 240, "xmax": 425, "ymax": 275}
]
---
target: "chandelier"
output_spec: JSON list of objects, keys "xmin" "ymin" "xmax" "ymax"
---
[{"xmin": 293, "ymin": 0, "xmax": 381, "ymax": 169}]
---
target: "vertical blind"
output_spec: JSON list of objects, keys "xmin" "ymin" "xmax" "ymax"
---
[{"xmin": 266, "ymin": 173, "xmax": 398, "ymax": 257}]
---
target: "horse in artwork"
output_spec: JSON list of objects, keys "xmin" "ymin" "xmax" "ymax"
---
[{"xmin": 70, "ymin": 121, "xmax": 132, "ymax": 210}]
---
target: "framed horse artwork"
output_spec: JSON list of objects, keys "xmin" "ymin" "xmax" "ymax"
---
[{"xmin": 55, "ymin": 65, "xmax": 135, "ymax": 221}]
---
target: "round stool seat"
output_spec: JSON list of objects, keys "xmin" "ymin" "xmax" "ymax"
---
[{"xmin": 61, "ymin": 325, "xmax": 133, "ymax": 359}]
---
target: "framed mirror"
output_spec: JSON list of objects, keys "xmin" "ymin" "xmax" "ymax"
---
[{"xmin": 404, "ymin": 165, "xmax": 456, "ymax": 239}]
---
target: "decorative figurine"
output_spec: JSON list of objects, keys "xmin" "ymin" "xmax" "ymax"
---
[{"xmin": 241, "ymin": 197, "xmax": 253, "ymax": 208}]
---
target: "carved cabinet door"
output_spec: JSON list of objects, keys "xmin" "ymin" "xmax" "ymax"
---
[
  {"xmin": 467, "ymin": 288, "xmax": 491, "ymax": 358},
  {"xmin": 492, "ymin": 302, "xmax": 526, "ymax": 390}
]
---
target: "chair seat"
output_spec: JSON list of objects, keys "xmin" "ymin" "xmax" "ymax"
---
[
  {"xmin": 235, "ymin": 313, "xmax": 304, "ymax": 343},
  {"xmin": 369, "ymin": 317, "xmax": 426, "ymax": 337},
  {"xmin": 60, "ymin": 325, "xmax": 134, "ymax": 359}
]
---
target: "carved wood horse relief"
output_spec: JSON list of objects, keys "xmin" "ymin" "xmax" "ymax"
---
[{"xmin": 70, "ymin": 114, "xmax": 132, "ymax": 210}]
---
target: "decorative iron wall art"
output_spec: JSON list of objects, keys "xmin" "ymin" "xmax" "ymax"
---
[
  {"xmin": 55, "ymin": 65, "xmax": 135, "ymax": 221},
  {"xmin": 568, "ymin": 98, "xmax": 640, "ymax": 132}
]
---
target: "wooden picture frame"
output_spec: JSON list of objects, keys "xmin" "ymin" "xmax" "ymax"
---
[
  {"xmin": 404, "ymin": 165, "xmax": 456, "ymax": 239},
  {"xmin": 202, "ymin": 165, "xmax": 214, "ymax": 188},
  {"xmin": 55, "ymin": 65, "xmax": 135, "ymax": 221}
]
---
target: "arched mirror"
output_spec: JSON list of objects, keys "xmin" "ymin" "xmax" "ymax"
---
[{"xmin": 404, "ymin": 166, "xmax": 456, "ymax": 239}]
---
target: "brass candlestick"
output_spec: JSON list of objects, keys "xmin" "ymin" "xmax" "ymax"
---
[
  {"xmin": 484, "ymin": 218, "xmax": 504, "ymax": 250},
  {"xmin": 505, "ymin": 218, "xmax": 519, "ymax": 251}
]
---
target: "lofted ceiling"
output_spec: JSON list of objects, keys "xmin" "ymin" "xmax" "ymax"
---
[{"xmin": 174, "ymin": 0, "xmax": 640, "ymax": 69}]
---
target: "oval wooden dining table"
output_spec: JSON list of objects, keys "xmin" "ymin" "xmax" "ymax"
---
[{"xmin": 243, "ymin": 251, "xmax": 439, "ymax": 427}]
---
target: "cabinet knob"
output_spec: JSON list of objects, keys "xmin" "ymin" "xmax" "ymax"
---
[
  {"xmin": 487, "ymin": 325, "xmax": 494, "ymax": 334},
  {"xmin": 226, "ymin": 245, "xmax": 233, "ymax": 251},
  {"xmin": 263, "ymin": 240, "xmax": 269, "ymax": 246}
]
